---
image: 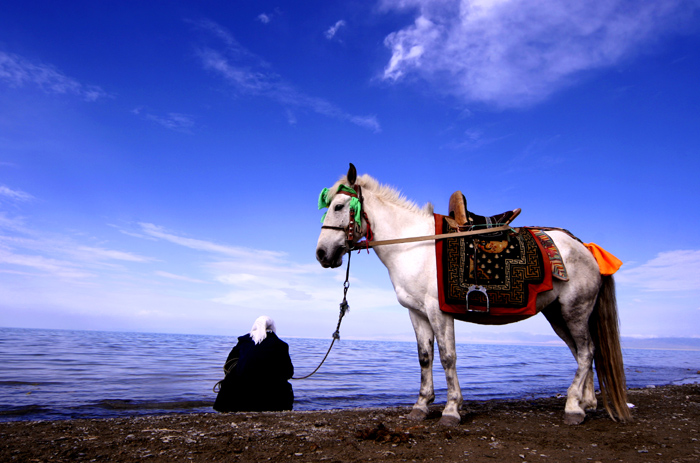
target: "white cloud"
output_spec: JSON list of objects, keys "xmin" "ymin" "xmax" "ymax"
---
[
  {"xmin": 209, "ymin": 259, "xmax": 325, "ymax": 307},
  {"xmin": 206, "ymin": 249, "xmax": 399, "ymax": 314},
  {"xmin": 192, "ymin": 20, "xmax": 381, "ymax": 132},
  {"xmin": 257, "ymin": 9, "xmax": 282, "ymax": 25},
  {"xmin": 0, "ymin": 223, "xmax": 154, "ymax": 267},
  {"xmin": 616, "ymin": 250, "xmax": 700, "ymax": 291},
  {"xmin": 189, "ymin": 19, "xmax": 252, "ymax": 55},
  {"xmin": 325, "ymin": 20, "xmax": 347, "ymax": 40},
  {"xmin": 211, "ymin": 264, "xmax": 397, "ymax": 312},
  {"xmin": 0, "ymin": 213, "xmax": 27, "ymax": 235},
  {"xmin": 76, "ymin": 246, "xmax": 154, "ymax": 263},
  {"xmin": 139, "ymin": 223, "xmax": 285, "ymax": 259},
  {"xmin": 131, "ymin": 107, "xmax": 195, "ymax": 132},
  {"xmin": 147, "ymin": 112, "xmax": 194, "ymax": 132},
  {"xmin": 1, "ymin": 212, "xmax": 403, "ymax": 337},
  {"xmin": 0, "ymin": 211, "xmax": 155, "ymax": 280},
  {"xmin": 0, "ymin": 185, "xmax": 33, "ymax": 202},
  {"xmin": 0, "ymin": 51, "xmax": 108, "ymax": 101},
  {"xmin": 348, "ymin": 115, "xmax": 381, "ymax": 133},
  {"xmin": 215, "ymin": 273, "xmax": 261, "ymax": 285},
  {"xmin": 196, "ymin": 48, "xmax": 270, "ymax": 93},
  {"xmin": 155, "ymin": 271, "xmax": 209, "ymax": 284},
  {"xmin": 118, "ymin": 223, "xmax": 347, "ymax": 311},
  {"xmin": 380, "ymin": 0, "xmax": 697, "ymax": 108},
  {"xmin": 0, "ymin": 248, "xmax": 94, "ymax": 279},
  {"xmin": 442, "ymin": 126, "xmax": 511, "ymax": 151}
]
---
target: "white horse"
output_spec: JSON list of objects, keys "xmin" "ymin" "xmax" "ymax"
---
[{"xmin": 315, "ymin": 164, "xmax": 631, "ymax": 426}]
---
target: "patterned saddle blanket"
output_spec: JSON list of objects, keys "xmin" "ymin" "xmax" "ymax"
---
[{"xmin": 434, "ymin": 215, "xmax": 566, "ymax": 324}]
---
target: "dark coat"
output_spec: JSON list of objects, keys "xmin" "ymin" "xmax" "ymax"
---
[{"xmin": 213, "ymin": 332, "xmax": 294, "ymax": 412}]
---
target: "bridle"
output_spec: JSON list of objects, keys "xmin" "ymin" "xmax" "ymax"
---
[{"xmin": 320, "ymin": 184, "xmax": 373, "ymax": 251}]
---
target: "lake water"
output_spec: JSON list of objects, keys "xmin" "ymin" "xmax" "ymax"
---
[{"xmin": 1, "ymin": 327, "xmax": 698, "ymax": 422}]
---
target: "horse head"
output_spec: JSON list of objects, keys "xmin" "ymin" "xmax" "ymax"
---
[{"xmin": 316, "ymin": 163, "xmax": 362, "ymax": 268}]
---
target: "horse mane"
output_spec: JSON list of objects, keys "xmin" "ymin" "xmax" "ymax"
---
[{"xmin": 327, "ymin": 174, "xmax": 434, "ymax": 216}]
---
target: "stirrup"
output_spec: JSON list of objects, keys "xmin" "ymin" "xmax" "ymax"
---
[{"xmin": 466, "ymin": 285, "xmax": 489, "ymax": 313}]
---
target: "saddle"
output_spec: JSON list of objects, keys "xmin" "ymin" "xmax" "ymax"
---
[
  {"xmin": 445, "ymin": 191, "xmax": 521, "ymax": 230},
  {"xmin": 434, "ymin": 214, "xmax": 553, "ymax": 323}
]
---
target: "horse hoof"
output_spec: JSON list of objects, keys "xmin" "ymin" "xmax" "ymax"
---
[
  {"xmin": 406, "ymin": 409, "xmax": 427, "ymax": 421},
  {"xmin": 438, "ymin": 414, "xmax": 461, "ymax": 427},
  {"xmin": 564, "ymin": 412, "xmax": 585, "ymax": 425}
]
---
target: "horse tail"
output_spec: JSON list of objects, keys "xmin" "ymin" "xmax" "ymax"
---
[{"xmin": 590, "ymin": 275, "xmax": 632, "ymax": 422}]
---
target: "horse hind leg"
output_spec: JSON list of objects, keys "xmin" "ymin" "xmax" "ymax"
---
[
  {"xmin": 565, "ymin": 321, "xmax": 597, "ymax": 425},
  {"xmin": 406, "ymin": 309, "xmax": 435, "ymax": 421},
  {"xmin": 581, "ymin": 369, "xmax": 597, "ymax": 411},
  {"xmin": 543, "ymin": 303, "xmax": 596, "ymax": 425}
]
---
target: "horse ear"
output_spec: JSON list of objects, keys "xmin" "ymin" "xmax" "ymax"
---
[{"xmin": 347, "ymin": 163, "xmax": 357, "ymax": 186}]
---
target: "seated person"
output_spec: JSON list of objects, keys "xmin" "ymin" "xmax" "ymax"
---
[{"xmin": 214, "ymin": 316, "xmax": 294, "ymax": 412}]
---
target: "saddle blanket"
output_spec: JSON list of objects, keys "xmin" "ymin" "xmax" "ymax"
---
[
  {"xmin": 434, "ymin": 214, "xmax": 555, "ymax": 324},
  {"xmin": 530, "ymin": 229, "xmax": 569, "ymax": 281},
  {"xmin": 527, "ymin": 227, "xmax": 622, "ymax": 276}
]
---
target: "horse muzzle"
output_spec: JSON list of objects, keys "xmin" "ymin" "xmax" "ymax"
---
[{"xmin": 316, "ymin": 245, "xmax": 345, "ymax": 268}]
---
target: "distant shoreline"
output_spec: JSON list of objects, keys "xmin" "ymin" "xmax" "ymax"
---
[{"xmin": 4, "ymin": 326, "xmax": 700, "ymax": 350}]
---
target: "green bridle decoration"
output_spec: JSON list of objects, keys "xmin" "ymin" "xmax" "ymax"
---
[{"xmin": 318, "ymin": 185, "xmax": 362, "ymax": 224}]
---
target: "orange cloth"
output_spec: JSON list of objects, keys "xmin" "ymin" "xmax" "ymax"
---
[{"xmin": 584, "ymin": 243, "xmax": 623, "ymax": 275}]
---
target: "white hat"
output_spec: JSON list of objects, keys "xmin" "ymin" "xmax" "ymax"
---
[{"xmin": 250, "ymin": 316, "xmax": 276, "ymax": 344}]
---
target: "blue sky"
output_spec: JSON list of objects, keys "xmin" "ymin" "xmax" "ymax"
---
[{"xmin": 1, "ymin": 0, "xmax": 700, "ymax": 342}]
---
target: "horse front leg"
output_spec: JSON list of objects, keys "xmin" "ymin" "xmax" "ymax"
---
[
  {"xmin": 406, "ymin": 309, "xmax": 435, "ymax": 421},
  {"xmin": 430, "ymin": 310, "xmax": 462, "ymax": 426}
]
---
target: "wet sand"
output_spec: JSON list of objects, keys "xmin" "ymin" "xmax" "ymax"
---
[{"xmin": 1, "ymin": 384, "xmax": 698, "ymax": 462}]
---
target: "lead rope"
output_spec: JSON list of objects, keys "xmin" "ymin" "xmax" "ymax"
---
[{"xmin": 291, "ymin": 250, "xmax": 351, "ymax": 380}]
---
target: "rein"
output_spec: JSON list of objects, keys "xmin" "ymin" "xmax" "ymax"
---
[
  {"xmin": 352, "ymin": 223, "xmax": 512, "ymax": 249},
  {"xmin": 291, "ymin": 251, "xmax": 351, "ymax": 380}
]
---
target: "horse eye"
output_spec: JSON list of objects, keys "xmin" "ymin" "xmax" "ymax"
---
[{"xmin": 334, "ymin": 204, "xmax": 344, "ymax": 212}]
